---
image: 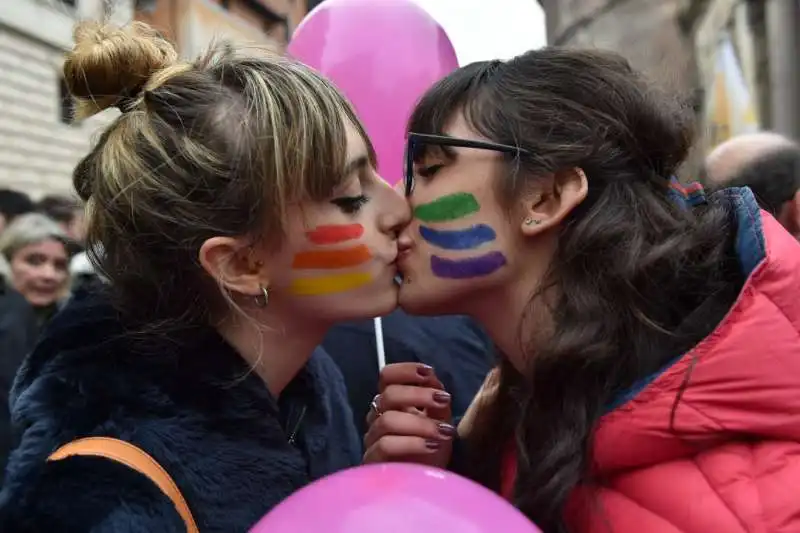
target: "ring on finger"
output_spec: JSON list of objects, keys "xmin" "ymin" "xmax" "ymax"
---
[{"xmin": 370, "ymin": 394, "xmax": 383, "ymax": 418}]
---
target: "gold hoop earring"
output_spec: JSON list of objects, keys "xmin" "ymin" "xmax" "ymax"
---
[{"xmin": 255, "ymin": 285, "xmax": 269, "ymax": 308}]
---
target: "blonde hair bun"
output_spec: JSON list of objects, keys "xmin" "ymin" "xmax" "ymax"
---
[{"xmin": 63, "ymin": 21, "xmax": 178, "ymax": 118}]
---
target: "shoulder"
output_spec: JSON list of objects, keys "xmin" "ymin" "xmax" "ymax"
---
[{"xmin": 0, "ymin": 452, "xmax": 184, "ymax": 532}]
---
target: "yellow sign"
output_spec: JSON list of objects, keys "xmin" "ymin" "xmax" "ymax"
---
[{"xmin": 706, "ymin": 35, "xmax": 759, "ymax": 150}]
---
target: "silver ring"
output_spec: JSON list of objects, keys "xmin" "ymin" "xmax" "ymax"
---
[{"xmin": 369, "ymin": 394, "xmax": 382, "ymax": 418}]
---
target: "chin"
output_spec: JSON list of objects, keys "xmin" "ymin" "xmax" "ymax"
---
[{"xmin": 398, "ymin": 283, "xmax": 456, "ymax": 317}]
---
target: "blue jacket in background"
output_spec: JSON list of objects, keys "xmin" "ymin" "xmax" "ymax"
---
[
  {"xmin": 324, "ymin": 309, "xmax": 495, "ymax": 438},
  {"xmin": 0, "ymin": 290, "xmax": 361, "ymax": 532}
]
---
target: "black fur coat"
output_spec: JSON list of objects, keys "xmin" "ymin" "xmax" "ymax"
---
[{"xmin": 0, "ymin": 290, "xmax": 362, "ymax": 532}]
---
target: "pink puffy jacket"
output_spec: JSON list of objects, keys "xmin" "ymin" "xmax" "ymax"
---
[{"xmin": 502, "ymin": 191, "xmax": 800, "ymax": 532}]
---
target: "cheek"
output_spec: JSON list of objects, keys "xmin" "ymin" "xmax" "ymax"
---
[
  {"xmin": 412, "ymin": 191, "xmax": 509, "ymax": 281},
  {"xmin": 286, "ymin": 223, "xmax": 375, "ymax": 297},
  {"xmin": 10, "ymin": 258, "xmax": 36, "ymax": 284}
]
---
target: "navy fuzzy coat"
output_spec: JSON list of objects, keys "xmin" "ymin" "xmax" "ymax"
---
[{"xmin": 0, "ymin": 291, "xmax": 362, "ymax": 532}]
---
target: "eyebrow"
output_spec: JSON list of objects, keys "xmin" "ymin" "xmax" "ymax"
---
[
  {"xmin": 344, "ymin": 155, "xmax": 370, "ymax": 177},
  {"xmin": 413, "ymin": 144, "xmax": 457, "ymax": 163}
]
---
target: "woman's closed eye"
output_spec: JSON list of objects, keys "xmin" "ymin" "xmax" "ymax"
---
[
  {"xmin": 417, "ymin": 164, "xmax": 444, "ymax": 179},
  {"xmin": 331, "ymin": 194, "xmax": 370, "ymax": 215}
]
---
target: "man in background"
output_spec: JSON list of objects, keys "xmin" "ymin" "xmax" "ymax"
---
[
  {"xmin": 37, "ymin": 194, "xmax": 86, "ymax": 245},
  {"xmin": 704, "ymin": 132, "xmax": 800, "ymax": 237},
  {"xmin": 0, "ymin": 189, "xmax": 35, "ymax": 234}
]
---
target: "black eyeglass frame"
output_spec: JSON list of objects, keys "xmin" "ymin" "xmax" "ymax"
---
[{"xmin": 404, "ymin": 132, "xmax": 530, "ymax": 196}]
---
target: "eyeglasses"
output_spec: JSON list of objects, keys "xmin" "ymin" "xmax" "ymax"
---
[{"xmin": 404, "ymin": 132, "xmax": 530, "ymax": 196}]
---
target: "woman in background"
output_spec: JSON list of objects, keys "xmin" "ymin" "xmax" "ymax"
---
[
  {"xmin": 0, "ymin": 212, "xmax": 71, "ymax": 328},
  {"xmin": 0, "ymin": 21, "xmax": 408, "ymax": 532}
]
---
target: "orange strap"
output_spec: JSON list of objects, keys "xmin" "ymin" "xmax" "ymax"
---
[{"xmin": 48, "ymin": 437, "xmax": 199, "ymax": 533}]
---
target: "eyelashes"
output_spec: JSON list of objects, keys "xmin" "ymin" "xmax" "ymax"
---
[
  {"xmin": 417, "ymin": 164, "xmax": 444, "ymax": 178},
  {"xmin": 330, "ymin": 194, "xmax": 370, "ymax": 214}
]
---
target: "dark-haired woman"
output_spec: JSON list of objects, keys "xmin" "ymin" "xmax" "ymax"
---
[{"xmin": 363, "ymin": 51, "xmax": 800, "ymax": 533}]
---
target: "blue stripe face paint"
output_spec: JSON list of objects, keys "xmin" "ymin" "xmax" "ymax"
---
[{"xmin": 418, "ymin": 224, "xmax": 496, "ymax": 250}]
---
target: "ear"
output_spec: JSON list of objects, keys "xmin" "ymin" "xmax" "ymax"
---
[
  {"xmin": 198, "ymin": 236, "xmax": 269, "ymax": 297},
  {"xmin": 520, "ymin": 167, "xmax": 589, "ymax": 236}
]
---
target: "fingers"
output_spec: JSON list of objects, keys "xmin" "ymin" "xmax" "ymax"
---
[
  {"xmin": 379, "ymin": 384, "xmax": 451, "ymax": 413},
  {"xmin": 378, "ymin": 363, "xmax": 444, "ymax": 393},
  {"xmin": 365, "ymin": 410, "xmax": 455, "ymax": 448},
  {"xmin": 363, "ymin": 436, "xmax": 443, "ymax": 463},
  {"xmin": 363, "ymin": 410, "xmax": 456, "ymax": 463}
]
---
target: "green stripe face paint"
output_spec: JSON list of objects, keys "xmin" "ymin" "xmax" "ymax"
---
[{"xmin": 413, "ymin": 192, "xmax": 480, "ymax": 223}]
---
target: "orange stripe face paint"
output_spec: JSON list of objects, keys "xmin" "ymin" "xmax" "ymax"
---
[
  {"xmin": 306, "ymin": 224, "xmax": 364, "ymax": 245},
  {"xmin": 291, "ymin": 245, "xmax": 372, "ymax": 270}
]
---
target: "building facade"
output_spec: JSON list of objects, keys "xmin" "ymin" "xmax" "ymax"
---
[
  {"xmin": 0, "ymin": 0, "xmax": 307, "ymax": 197},
  {"xmin": 538, "ymin": 0, "xmax": 800, "ymax": 166},
  {"xmin": 0, "ymin": 0, "xmax": 133, "ymax": 197},
  {"xmin": 137, "ymin": 0, "xmax": 308, "ymax": 57}
]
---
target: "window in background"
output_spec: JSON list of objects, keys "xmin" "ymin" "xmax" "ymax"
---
[{"xmin": 58, "ymin": 79, "xmax": 75, "ymax": 126}]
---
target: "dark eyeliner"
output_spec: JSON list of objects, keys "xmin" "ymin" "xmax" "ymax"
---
[{"xmin": 331, "ymin": 195, "xmax": 369, "ymax": 214}]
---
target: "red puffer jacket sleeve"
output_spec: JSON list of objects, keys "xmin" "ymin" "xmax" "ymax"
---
[{"xmin": 566, "ymin": 440, "xmax": 800, "ymax": 533}]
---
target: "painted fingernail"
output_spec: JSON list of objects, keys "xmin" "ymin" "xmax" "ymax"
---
[
  {"xmin": 417, "ymin": 365, "xmax": 433, "ymax": 377},
  {"xmin": 425, "ymin": 439, "xmax": 442, "ymax": 450},
  {"xmin": 438, "ymin": 423, "xmax": 456, "ymax": 438},
  {"xmin": 433, "ymin": 391, "xmax": 451, "ymax": 404}
]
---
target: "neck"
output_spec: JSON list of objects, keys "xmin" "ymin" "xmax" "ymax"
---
[
  {"xmin": 217, "ymin": 308, "xmax": 328, "ymax": 398},
  {"xmin": 468, "ymin": 246, "xmax": 553, "ymax": 371}
]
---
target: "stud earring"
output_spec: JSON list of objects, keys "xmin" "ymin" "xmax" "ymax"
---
[
  {"xmin": 255, "ymin": 285, "xmax": 269, "ymax": 308},
  {"xmin": 524, "ymin": 217, "xmax": 541, "ymax": 226}
]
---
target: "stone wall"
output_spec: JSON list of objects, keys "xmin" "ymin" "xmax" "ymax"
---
[{"xmin": 0, "ymin": 0, "xmax": 126, "ymax": 197}]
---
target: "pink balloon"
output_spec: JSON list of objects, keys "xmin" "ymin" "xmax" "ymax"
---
[
  {"xmin": 249, "ymin": 464, "xmax": 541, "ymax": 533},
  {"xmin": 288, "ymin": 0, "xmax": 459, "ymax": 186}
]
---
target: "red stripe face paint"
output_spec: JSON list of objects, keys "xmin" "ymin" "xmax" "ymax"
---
[{"xmin": 305, "ymin": 224, "xmax": 364, "ymax": 245}]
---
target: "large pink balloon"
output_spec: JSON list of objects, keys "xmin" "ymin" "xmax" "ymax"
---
[
  {"xmin": 250, "ymin": 464, "xmax": 541, "ymax": 533},
  {"xmin": 288, "ymin": 0, "xmax": 459, "ymax": 186}
]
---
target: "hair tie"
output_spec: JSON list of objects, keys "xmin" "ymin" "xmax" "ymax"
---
[
  {"xmin": 113, "ymin": 85, "xmax": 146, "ymax": 114},
  {"xmin": 667, "ymin": 176, "xmax": 707, "ymax": 208},
  {"xmin": 114, "ymin": 96, "xmax": 140, "ymax": 113}
]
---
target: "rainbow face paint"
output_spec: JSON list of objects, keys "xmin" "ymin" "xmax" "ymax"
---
[
  {"xmin": 292, "ymin": 245, "xmax": 372, "ymax": 269},
  {"xmin": 306, "ymin": 224, "xmax": 364, "ymax": 245},
  {"xmin": 430, "ymin": 252, "xmax": 507, "ymax": 279},
  {"xmin": 291, "ymin": 223, "xmax": 374, "ymax": 296},
  {"xmin": 413, "ymin": 193, "xmax": 480, "ymax": 223},
  {"xmin": 290, "ymin": 272, "xmax": 373, "ymax": 296},
  {"xmin": 419, "ymin": 224, "xmax": 496, "ymax": 250}
]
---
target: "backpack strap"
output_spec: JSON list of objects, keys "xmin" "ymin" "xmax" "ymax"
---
[{"xmin": 48, "ymin": 437, "xmax": 199, "ymax": 533}]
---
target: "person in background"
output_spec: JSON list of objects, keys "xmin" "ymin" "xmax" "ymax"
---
[
  {"xmin": 704, "ymin": 132, "xmax": 800, "ymax": 237},
  {"xmin": 37, "ymin": 194, "xmax": 86, "ymax": 246},
  {"xmin": 0, "ymin": 214, "xmax": 62, "ymax": 484},
  {"xmin": 323, "ymin": 310, "xmax": 493, "ymax": 438},
  {"xmin": 0, "ymin": 213, "xmax": 71, "ymax": 330},
  {"xmin": 0, "ymin": 189, "xmax": 35, "ymax": 234},
  {"xmin": 0, "ymin": 246, "xmax": 38, "ymax": 486}
]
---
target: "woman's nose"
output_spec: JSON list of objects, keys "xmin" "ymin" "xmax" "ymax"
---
[
  {"xmin": 39, "ymin": 263, "xmax": 61, "ymax": 282},
  {"xmin": 378, "ymin": 178, "xmax": 412, "ymax": 235}
]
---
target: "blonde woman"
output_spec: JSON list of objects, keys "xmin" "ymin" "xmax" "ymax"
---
[
  {"xmin": 0, "ymin": 21, "xmax": 409, "ymax": 532},
  {"xmin": 0, "ymin": 213, "xmax": 71, "ymax": 323}
]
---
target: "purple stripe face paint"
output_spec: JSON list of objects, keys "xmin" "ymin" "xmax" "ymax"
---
[
  {"xmin": 430, "ymin": 251, "xmax": 507, "ymax": 279},
  {"xmin": 419, "ymin": 224, "xmax": 496, "ymax": 250}
]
